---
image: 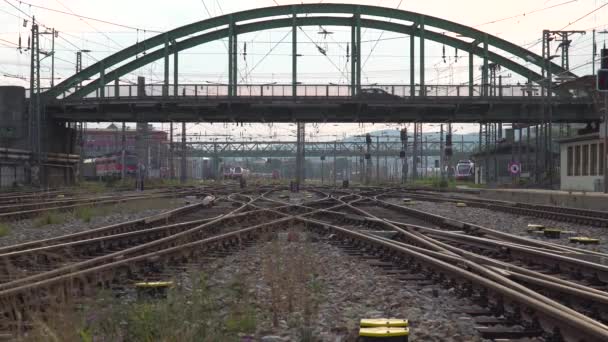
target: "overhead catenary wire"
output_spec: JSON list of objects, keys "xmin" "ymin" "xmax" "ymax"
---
[{"xmin": 6, "ymin": 0, "xmax": 162, "ymax": 33}]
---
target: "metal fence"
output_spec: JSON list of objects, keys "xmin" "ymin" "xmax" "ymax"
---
[{"xmin": 34, "ymin": 83, "xmax": 587, "ymax": 100}]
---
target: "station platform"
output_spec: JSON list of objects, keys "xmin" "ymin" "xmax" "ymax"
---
[{"xmin": 479, "ymin": 188, "xmax": 608, "ymax": 211}]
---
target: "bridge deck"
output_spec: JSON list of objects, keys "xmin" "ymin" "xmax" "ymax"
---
[{"xmin": 45, "ymin": 95, "xmax": 595, "ymax": 123}]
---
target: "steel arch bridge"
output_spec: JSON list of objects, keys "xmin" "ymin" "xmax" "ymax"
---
[{"xmin": 42, "ymin": 3, "xmax": 597, "ymax": 123}]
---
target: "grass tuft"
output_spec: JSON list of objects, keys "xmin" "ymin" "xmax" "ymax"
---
[
  {"xmin": 33, "ymin": 211, "xmax": 67, "ymax": 228},
  {"xmin": 0, "ymin": 223, "xmax": 10, "ymax": 237}
]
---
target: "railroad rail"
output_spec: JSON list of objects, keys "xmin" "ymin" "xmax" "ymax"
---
[
  {"xmin": 0, "ymin": 186, "xmax": 607, "ymax": 341},
  {"xmin": 381, "ymin": 191, "xmax": 608, "ymax": 227}
]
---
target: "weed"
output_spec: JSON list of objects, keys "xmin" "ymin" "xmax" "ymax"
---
[
  {"xmin": 33, "ymin": 211, "xmax": 67, "ymax": 228},
  {"xmin": 0, "ymin": 223, "xmax": 10, "ymax": 237},
  {"xmin": 23, "ymin": 270, "xmax": 257, "ymax": 341},
  {"xmin": 73, "ymin": 206, "xmax": 94, "ymax": 223}
]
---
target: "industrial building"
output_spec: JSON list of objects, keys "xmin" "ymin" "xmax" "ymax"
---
[{"xmin": 559, "ymin": 133, "xmax": 605, "ymax": 192}]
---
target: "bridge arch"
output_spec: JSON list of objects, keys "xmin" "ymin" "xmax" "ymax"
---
[{"xmin": 46, "ymin": 3, "xmax": 573, "ymax": 99}]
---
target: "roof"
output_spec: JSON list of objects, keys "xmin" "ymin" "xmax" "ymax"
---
[
  {"xmin": 471, "ymin": 141, "xmax": 536, "ymax": 157},
  {"xmin": 557, "ymin": 133, "xmax": 600, "ymax": 144}
]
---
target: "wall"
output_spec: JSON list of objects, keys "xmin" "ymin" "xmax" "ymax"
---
[
  {"xmin": 480, "ymin": 189, "xmax": 608, "ymax": 211},
  {"xmin": 559, "ymin": 139, "xmax": 603, "ymax": 192}
]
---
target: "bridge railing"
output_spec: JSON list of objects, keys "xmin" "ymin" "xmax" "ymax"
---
[{"xmin": 38, "ymin": 83, "xmax": 588, "ymax": 100}]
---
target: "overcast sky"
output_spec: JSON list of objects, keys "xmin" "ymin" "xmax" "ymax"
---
[{"xmin": 0, "ymin": 0, "xmax": 606, "ymax": 140}]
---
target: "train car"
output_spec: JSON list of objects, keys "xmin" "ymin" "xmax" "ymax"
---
[
  {"xmin": 455, "ymin": 160, "xmax": 475, "ymax": 181},
  {"xmin": 232, "ymin": 166, "xmax": 250, "ymax": 179},
  {"xmin": 84, "ymin": 153, "xmax": 137, "ymax": 180},
  {"xmin": 223, "ymin": 166, "xmax": 250, "ymax": 180}
]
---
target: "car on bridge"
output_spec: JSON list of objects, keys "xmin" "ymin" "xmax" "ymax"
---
[{"xmin": 357, "ymin": 88, "xmax": 401, "ymax": 100}]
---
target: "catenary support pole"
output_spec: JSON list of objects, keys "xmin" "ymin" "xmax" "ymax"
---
[{"xmin": 181, "ymin": 122, "xmax": 187, "ymax": 183}]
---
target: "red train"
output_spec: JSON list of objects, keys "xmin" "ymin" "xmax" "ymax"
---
[{"xmin": 83, "ymin": 153, "xmax": 138, "ymax": 179}]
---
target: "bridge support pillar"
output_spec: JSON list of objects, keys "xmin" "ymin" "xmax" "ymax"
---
[
  {"xmin": 164, "ymin": 35, "xmax": 169, "ymax": 97},
  {"xmin": 228, "ymin": 19, "xmax": 238, "ymax": 97},
  {"xmin": 350, "ymin": 12, "xmax": 361, "ymax": 96},
  {"xmin": 419, "ymin": 17, "xmax": 425, "ymax": 97},
  {"xmin": 295, "ymin": 122, "xmax": 305, "ymax": 187},
  {"xmin": 292, "ymin": 9, "xmax": 297, "ymax": 97},
  {"xmin": 410, "ymin": 34, "xmax": 415, "ymax": 98}
]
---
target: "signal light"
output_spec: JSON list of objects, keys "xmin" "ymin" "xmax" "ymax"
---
[{"xmin": 598, "ymin": 69, "xmax": 608, "ymax": 92}]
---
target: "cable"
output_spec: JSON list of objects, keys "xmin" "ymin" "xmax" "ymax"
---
[
  {"xmin": 54, "ymin": 0, "xmax": 124, "ymax": 49},
  {"xmin": 6, "ymin": 0, "xmax": 161, "ymax": 33},
  {"xmin": 474, "ymin": 0, "xmax": 579, "ymax": 28},
  {"xmin": 239, "ymin": 30, "xmax": 292, "ymax": 83},
  {"xmin": 299, "ymin": 27, "xmax": 349, "ymax": 81},
  {"xmin": 559, "ymin": 2, "xmax": 608, "ymax": 30}
]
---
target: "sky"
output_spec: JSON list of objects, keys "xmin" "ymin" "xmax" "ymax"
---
[{"xmin": 0, "ymin": 0, "xmax": 607, "ymax": 141}]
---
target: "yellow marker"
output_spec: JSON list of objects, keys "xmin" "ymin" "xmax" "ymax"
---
[
  {"xmin": 456, "ymin": 202, "xmax": 467, "ymax": 207},
  {"xmin": 359, "ymin": 327, "xmax": 409, "ymax": 337},
  {"xmin": 569, "ymin": 237, "xmax": 600, "ymax": 244},
  {"xmin": 360, "ymin": 318, "xmax": 409, "ymax": 328},
  {"xmin": 134, "ymin": 281, "xmax": 174, "ymax": 288},
  {"xmin": 527, "ymin": 224, "xmax": 545, "ymax": 231}
]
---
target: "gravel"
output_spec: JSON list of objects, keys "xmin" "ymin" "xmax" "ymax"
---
[
  {"xmin": 387, "ymin": 199, "xmax": 608, "ymax": 254},
  {"xmin": 193, "ymin": 231, "xmax": 484, "ymax": 342},
  {"xmin": 0, "ymin": 198, "xmax": 187, "ymax": 247}
]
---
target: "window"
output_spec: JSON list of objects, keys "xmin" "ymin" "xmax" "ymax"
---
[
  {"xmin": 574, "ymin": 145, "xmax": 581, "ymax": 176},
  {"xmin": 591, "ymin": 144, "xmax": 598, "ymax": 176},
  {"xmin": 582, "ymin": 144, "xmax": 589, "ymax": 176},
  {"xmin": 601, "ymin": 143, "xmax": 605, "ymax": 176},
  {"xmin": 567, "ymin": 146, "xmax": 573, "ymax": 176}
]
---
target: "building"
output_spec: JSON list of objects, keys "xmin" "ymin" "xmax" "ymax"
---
[
  {"xmin": 559, "ymin": 133, "xmax": 605, "ymax": 192},
  {"xmin": 472, "ymin": 142, "xmax": 538, "ymax": 185},
  {"xmin": 84, "ymin": 124, "xmax": 169, "ymax": 178}
]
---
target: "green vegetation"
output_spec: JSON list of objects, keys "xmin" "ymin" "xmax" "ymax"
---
[
  {"xmin": 0, "ymin": 223, "xmax": 10, "ymax": 237},
  {"xmin": 23, "ymin": 233, "xmax": 325, "ymax": 341},
  {"xmin": 33, "ymin": 211, "xmax": 68, "ymax": 227},
  {"xmin": 25, "ymin": 271, "xmax": 258, "ymax": 342},
  {"xmin": 72, "ymin": 206, "xmax": 110, "ymax": 223}
]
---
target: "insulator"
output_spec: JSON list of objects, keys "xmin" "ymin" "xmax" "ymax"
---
[
  {"xmin": 365, "ymin": 153, "xmax": 371, "ymax": 160},
  {"xmin": 27, "ymin": 36, "xmax": 30, "ymax": 48},
  {"xmin": 365, "ymin": 133, "xmax": 372, "ymax": 145},
  {"xmin": 445, "ymin": 147, "xmax": 453, "ymax": 157},
  {"xmin": 18, "ymin": 35, "xmax": 21, "ymax": 50},
  {"xmin": 23, "ymin": 19, "xmax": 28, "ymax": 27},
  {"xmin": 446, "ymin": 134, "xmax": 452, "ymax": 146},
  {"xmin": 442, "ymin": 45, "xmax": 446, "ymax": 63},
  {"xmin": 454, "ymin": 48, "xmax": 459, "ymax": 62},
  {"xmin": 346, "ymin": 43, "xmax": 350, "ymax": 61},
  {"xmin": 321, "ymin": 156, "xmax": 326, "ymax": 161},
  {"xmin": 399, "ymin": 150, "xmax": 406, "ymax": 159}
]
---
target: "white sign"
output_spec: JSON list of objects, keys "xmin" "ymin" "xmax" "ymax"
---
[{"xmin": 509, "ymin": 162, "xmax": 521, "ymax": 175}]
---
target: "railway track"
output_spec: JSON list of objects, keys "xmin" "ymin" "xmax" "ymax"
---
[
  {"xmin": 382, "ymin": 190, "xmax": 608, "ymax": 227},
  {"xmin": 0, "ymin": 186, "xmax": 607, "ymax": 341},
  {"xmin": 0, "ymin": 188, "xmax": 205, "ymax": 221}
]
